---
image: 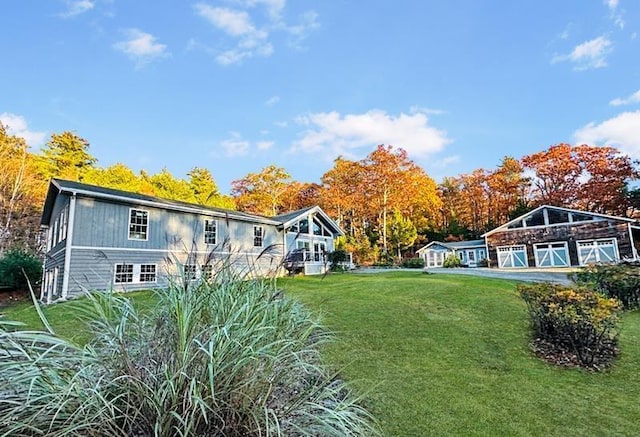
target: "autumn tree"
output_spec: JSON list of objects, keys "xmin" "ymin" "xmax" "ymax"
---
[
  {"xmin": 188, "ymin": 167, "xmax": 235, "ymax": 209},
  {"xmin": 36, "ymin": 131, "xmax": 97, "ymax": 181},
  {"xmin": 281, "ymin": 182, "xmax": 321, "ymax": 212},
  {"xmin": 522, "ymin": 143, "xmax": 638, "ymax": 215},
  {"xmin": 231, "ymin": 165, "xmax": 292, "ymax": 216},
  {"xmin": 486, "ymin": 156, "xmax": 529, "ymax": 227},
  {"xmin": 386, "ymin": 208, "xmax": 417, "ymax": 258},
  {"xmin": 319, "ymin": 157, "xmax": 367, "ymax": 235},
  {"xmin": 83, "ymin": 163, "xmax": 150, "ymax": 194},
  {"xmin": 0, "ymin": 124, "xmax": 45, "ymax": 252},
  {"xmin": 143, "ymin": 168, "xmax": 195, "ymax": 202},
  {"xmin": 362, "ymin": 145, "xmax": 441, "ymax": 255}
]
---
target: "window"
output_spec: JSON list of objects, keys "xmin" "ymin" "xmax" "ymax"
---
[
  {"xmin": 53, "ymin": 219, "xmax": 59, "ymax": 245},
  {"xmin": 297, "ymin": 240, "xmax": 311, "ymax": 261},
  {"xmin": 299, "ymin": 219, "xmax": 309, "ymax": 234},
  {"xmin": 204, "ymin": 219, "xmax": 217, "ymax": 245},
  {"xmin": 129, "ymin": 209, "xmax": 149, "ymax": 240},
  {"xmin": 202, "ymin": 265, "xmax": 214, "ymax": 281},
  {"xmin": 184, "ymin": 264, "xmax": 197, "ymax": 281},
  {"xmin": 253, "ymin": 226, "xmax": 263, "ymax": 247},
  {"xmin": 114, "ymin": 264, "xmax": 134, "ymax": 283},
  {"xmin": 59, "ymin": 208, "xmax": 66, "ymax": 242},
  {"xmin": 314, "ymin": 242, "xmax": 326, "ymax": 262},
  {"xmin": 139, "ymin": 264, "xmax": 157, "ymax": 283}
]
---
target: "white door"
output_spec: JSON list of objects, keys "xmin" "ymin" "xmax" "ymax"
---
[
  {"xmin": 497, "ymin": 245, "xmax": 528, "ymax": 268},
  {"xmin": 467, "ymin": 250, "xmax": 476, "ymax": 267},
  {"xmin": 577, "ymin": 239, "xmax": 618, "ymax": 265},
  {"xmin": 534, "ymin": 242, "xmax": 569, "ymax": 267}
]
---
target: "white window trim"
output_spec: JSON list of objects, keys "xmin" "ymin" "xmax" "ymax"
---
[
  {"xmin": 128, "ymin": 208, "xmax": 149, "ymax": 241},
  {"xmin": 533, "ymin": 241, "xmax": 570, "ymax": 267},
  {"xmin": 139, "ymin": 263, "xmax": 158, "ymax": 283},
  {"xmin": 253, "ymin": 225, "xmax": 264, "ymax": 247},
  {"xmin": 114, "ymin": 263, "xmax": 135, "ymax": 284},
  {"xmin": 576, "ymin": 238, "xmax": 619, "ymax": 266},
  {"xmin": 204, "ymin": 219, "xmax": 217, "ymax": 245}
]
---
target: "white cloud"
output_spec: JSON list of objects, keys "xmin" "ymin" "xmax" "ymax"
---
[
  {"xmin": 194, "ymin": 5, "xmax": 256, "ymax": 36},
  {"xmin": 194, "ymin": 3, "xmax": 273, "ymax": 65},
  {"xmin": 292, "ymin": 109, "xmax": 451, "ymax": 160},
  {"xmin": 605, "ymin": 0, "xmax": 618, "ymax": 10},
  {"xmin": 256, "ymin": 140, "xmax": 274, "ymax": 150},
  {"xmin": 113, "ymin": 29, "xmax": 168, "ymax": 68},
  {"xmin": 59, "ymin": 0, "xmax": 94, "ymax": 18},
  {"xmin": 433, "ymin": 155, "xmax": 460, "ymax": 167},
  {"xmin": 193, "ymin": 1, "xmax": 319, "ymax": 65},
  {"xmin": 604, "ymin": 0, "xmax": 625, "ymax": 29},
  {"xmin": 610, "ymin": 89, "xmax": 640, "ymax": 106},
  {"xmin": 409, "ymin": 105, "xmax": 446, "ymax": 116},
  {"xmin": 0, "ymin": 113, "xmax": 46, "ymax": 147},
  {"xmin": 574, "ymin": 111, "xmax": 640, "ymax": 158},
  {"xmin": 220, "ymin": 132, "xmax": 250, "ymax": 156},
  {"xmin": 552, "ymin": 36, "xmax": 612, "ymax": 70},
  {"xmin": 275, "ymin": 121, "xmax": 288, "ymax": 128},
  {"xmin": 265, "ymin": 95, "xmax": 280, "ymax": 106}
]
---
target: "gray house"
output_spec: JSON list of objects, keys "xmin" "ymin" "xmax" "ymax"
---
[
  {"xmin": 40, "ymin": 179, "xmax": 343, "ymax": 303},
  {"xmin": 416, "ymin": 239, "xmax": 487, "ymax": 268}
]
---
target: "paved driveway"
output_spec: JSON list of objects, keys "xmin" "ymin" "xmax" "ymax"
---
[{"xmin": 354, "ymin": 267, "xmax": 575, "ymax": 285}]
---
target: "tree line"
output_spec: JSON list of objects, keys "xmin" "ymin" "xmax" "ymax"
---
[{"xmin": 2, "ymin": 123, "xmax": 639, "ymax": 264}]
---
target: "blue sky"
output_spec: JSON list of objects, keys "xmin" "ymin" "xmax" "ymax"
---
[{"xmin": 2, "ymin": 0, "xmax": 640, "ymax": 193}]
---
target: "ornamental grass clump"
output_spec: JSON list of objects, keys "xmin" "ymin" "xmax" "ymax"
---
[
  {"xmin": 519, "ymin": 283, "xmax": 621, "ymax": 369},
  {"xmin": 0, "ymin": 271, "xmax": 377, "ymax": 436}
]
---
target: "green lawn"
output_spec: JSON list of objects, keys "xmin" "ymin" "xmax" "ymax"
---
[
  {"xmin": 2, "ymin": 272, "xmax": 639, "ymax": 436},
  {"xmin": 279, "ymin": 272, "xmax": 640, "ymax": 437}
]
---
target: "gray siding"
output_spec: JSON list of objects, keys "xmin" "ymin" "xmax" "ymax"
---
[{"xmin": 72, "ymin": 197, "xmax": 283, "ymax": 254}]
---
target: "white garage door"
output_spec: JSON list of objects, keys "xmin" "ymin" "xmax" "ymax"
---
[
  {"xmin": 497, "ymin": 245, "xmax": 528, "ymax": 268},
  {"xmin": 577, "ymin": 239, "xmax": 619, "ymax": 265},
  {"xmin": 534, "ymin": 242, "xmax": 570, "ymax": 267}
]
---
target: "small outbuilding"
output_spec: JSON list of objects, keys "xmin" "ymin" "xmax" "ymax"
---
[{"xmin": 416, "ymin": 239, "xmax": 487, "ymax": 268}]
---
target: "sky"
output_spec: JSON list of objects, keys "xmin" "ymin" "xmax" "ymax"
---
[{"xmin": 2, "ymin": 0, "xmax": 640, "ymax": 194}]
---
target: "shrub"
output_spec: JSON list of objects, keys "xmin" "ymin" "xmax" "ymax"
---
[
  {"xmin": 0, "ymin": 248, "xmax": 42, "ymax": 291},
  {"xmin": 327, "ymin": 249, "xmax": 350, "ymax": 271},
  {"xmin": 401, "ymin": 257, "xmax": 425, "ymax": 268},
  {"xmin": 573, "ymin": 263, "xmax": 640, "ymax": 310},
  {"xmin": 477, "ymin": 258, "xmax": 489, "ymax": 268},
  {"xmin": 518, "ymin": 283, "xmax": 621, "ymax": 368},
  {"xmin": 442, "ymin": 253, "xmax": 461, "ymax": 268},
  {"xmin": 0, "ymin": 270, "xmax": 378, "ymax": 436}
]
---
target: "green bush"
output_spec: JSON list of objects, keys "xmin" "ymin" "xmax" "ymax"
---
[
  {"xmin": 573, "ymin": 263, "xmax": 640, "ymax": 310},
  {"xmin": 0, "ymin": 248, "xmax": 42, "ymax": 290},
  {"xmin": 0, "ymin": 269, "xmax": 378, "ymax": 436},
  {"xmin": 443, "ymin": 253, "xmax": 462, "ymax": 268},
  {"xmin": 327, "ymin": 249, "xmax": 350, "ymax": 271},
  {"xmin": 518, "ymin": 283, "xmax": 621, "ymax": 368},
  {"xmin": 401, "ymin": 257, "xmax": 425, "ymax": 268}
]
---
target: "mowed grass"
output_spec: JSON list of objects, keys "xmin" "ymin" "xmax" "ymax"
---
[
  {"xmin": 2, "ymin": 273, "xmax": 639, "ymax": 436},
  {"xmin": 279, "ymin": 272, "xmax": 640, "ymax": 437}
]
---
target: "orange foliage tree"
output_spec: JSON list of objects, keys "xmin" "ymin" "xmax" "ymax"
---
[
  {"xmin": 231, "ymin": 165, "xmax": 292, "ymax": 216},
  {"xmin": 522, "ymin": 143, "xmax": 638, "ymax": 215}
]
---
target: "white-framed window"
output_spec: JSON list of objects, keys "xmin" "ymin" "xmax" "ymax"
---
[
  {"xmin": 139, "ymin": 264, "xmax": 157, "ymax": 283},
  {"xmin": 467, "ymin": 250, "xmax": 476, "ymax": 262},
  {"xmin": 129, "ymin": 209, "xmax": 149, "ymax": 241},
  {"xmin": 184, "ymin": 264, "xmax": 197, "ymax": 281},
  {"xmin": 114, "ymin": 264, "xmax": 134, "ymax": 283},
  {"xmin": 478, "ymin": 249, "xmax": 486, "ymax": 260},
  {"xmin": 47, "ymin": 226, "xmax": 53, "ymax": 251},
  {"xmin": 202, "ymin": 264, "xmax": 214, "ymax": 281},
  {"xmin": 497, "ymin": 245, "xmax": 528, "ymax": 268},
  {"xmin": 297, "ymin": 240, "xmax": 311, "ymax": 261},
  {"xmin": 313, "ymin": 242, "xmax": 326, "ymax": 262},
  {"xmin": 577, "ymin": 238, "xmax": 619, "ymax": 265},
  {"xmin": 59, "ymin": 207, "xmax": 67, "ymax": 242},
  {"xmin": 534, "ymin": 242, "xmax": 569, "ymax": 267},
  {"xmin": 253, "ymin": 226, "xmax": 264, "ymax": 247},
  {"xmin": 204, "ymin": 219, "xmax": 217, "ymax": 245},
  {"xmin": 53, "ymin": 219, "xmax": 59, "ymax": 246}
]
